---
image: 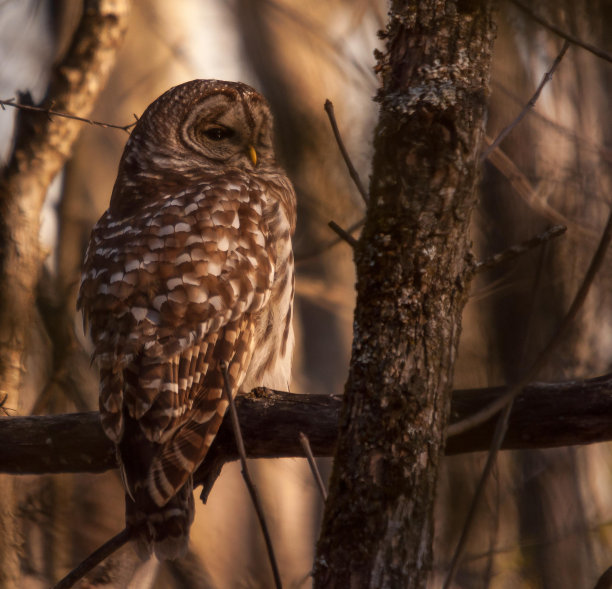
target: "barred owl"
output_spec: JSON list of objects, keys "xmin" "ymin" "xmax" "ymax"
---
[{"xmin": 78, "ymin": 79, "xmax": 296, "ymax": 560}]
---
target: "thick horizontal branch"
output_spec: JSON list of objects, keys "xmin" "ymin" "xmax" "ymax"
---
[{"xmin": 2, "ymin": 376, "xmax": 612, "ymax": 477}]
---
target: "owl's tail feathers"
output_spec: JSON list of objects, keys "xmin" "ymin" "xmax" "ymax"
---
[{"xmin": 126, "ymin": 477, "xmax": 195, "ymax": 561}]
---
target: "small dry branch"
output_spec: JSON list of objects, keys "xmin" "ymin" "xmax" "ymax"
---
[
  {"xmin": 475, "ymin": 225, "xmax": 566, "ymax": 272},
  {"xmin": 480, "ymin": 41, "xmax": 570, "ymax": 161},
  {"xmin": 327, "ymin": 220, "xmax": 358, "ymax": 247},
  {"xmin": 220, "ymin": 364, "xmax": 282, "ymax": 589},
  {"xmin": 510, "ymin": 0, "xmax": 612, "ymax": 65},
  {"xmin": 0, "ymin": 98, "xmax": 136, "ymax": 134},
  {"xmin": 299, "ymin": 432, "xmax": 328, "ymax": 500},
  {"xmin": 52, "ymin": 528, "xmax": 132, "ymax": 589},
  {"xmin": 324, "ymin": 99, "xmax": 369, "ymax": 204}
]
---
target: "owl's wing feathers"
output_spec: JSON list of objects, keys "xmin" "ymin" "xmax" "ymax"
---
[
  {"xmin": 78, "ymin": 178, "xmax": 274, "ymax": 454},
  {"xmin": 145, "ymin": 315, "xmax": 256, "ymax": 508}
]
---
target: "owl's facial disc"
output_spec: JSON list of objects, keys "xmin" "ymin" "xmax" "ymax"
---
[{"xmin": 181, "ymin": 93, "xmax": 269, "ymax": 168}]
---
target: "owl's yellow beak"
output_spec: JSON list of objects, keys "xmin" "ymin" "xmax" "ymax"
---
[{"xmin": 248, "ymin": 145, "xmax": 257, "ymax": 166}]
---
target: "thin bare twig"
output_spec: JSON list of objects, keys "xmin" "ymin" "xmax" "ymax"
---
[
  {"xmin": 449, "ymin": 204, "xmax": 612, "ymax": 437},
  {"xmin": 492, "ymin": 80, "xmax": 612, "ymax": 165},
  {"xmin": 220, "ymin": 362, "xmax": 282, "ymax": 589},
  {"xmin": 324, "ymin": 99, "xmax": 369, "ymax": 204},
  {"xmin": 328, "ymin": 220, "xmax": 358, "ymax": 247},
  {"xmin": 0, "ymin": 392, "xmax": 15, "ymax": 416},
  {"xmin": 299, "ymin": 432, "xmax": 328, "ymax": 500},
  {"xmin": 475, "ymin": 225, "xmax": 566, "ymax": 272},
  {"xmin": 480, "ymin": 41, "xmax": 570, "ymax": 161},
  {"xmin": 52, "ymin": 528, "xmax": 132, "ymax": 589},
  {"xmin": 444, "ymin": 239, "xmax": 549, "ymax": 587},
  {"xmin": 296, "ymin": 218, "xmax": 364, "ymax": 263},
  {"xmin": 443, "ymin": 402, "xmax": 513, "ymax": 588},
  {"xmin": 509, "ymin": 0, "xmax": 612, "ymax": 65},
  {"xmin": 448, "ymin": 41, "xmax": 603, "ymax": 442},
  {"xmin": 0, "ymin": 98, "xmax": 136, "ymax": 134},
  {"xmin": 484, "ymin": 139, "xmax": 594, "ymax": 237}
]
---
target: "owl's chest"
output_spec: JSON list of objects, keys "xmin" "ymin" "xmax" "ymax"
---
[{"xmin": 242, "ymin": 203, "xmax": 295, "ymax": 392}]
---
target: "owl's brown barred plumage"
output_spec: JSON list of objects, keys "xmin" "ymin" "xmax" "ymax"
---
[{"xmin": 78, "ymin": 80, "xmax": 296, "ymax": 560}]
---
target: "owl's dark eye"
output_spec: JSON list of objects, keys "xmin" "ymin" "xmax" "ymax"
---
[{"xmin": 201, "ymin": 125, "xmax": 235, "ymax": 141}]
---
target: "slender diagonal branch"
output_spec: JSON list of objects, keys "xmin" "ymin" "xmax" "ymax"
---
[
  {"xmin": 0, "ymin": 98, "xmax": 136, "ymax": 133},
  {"xmin": 509, "ymin": 0, "xmax": 612, "ymax": 65},
  {"xmin": 443, "ymin": 402, "xmax": 513, "ymax": 588},
  {"xmin": 475, "ymin": 225, "xmax": 566, "ymax": 272},
  {"xmin": 295, "ymin": 218, "xmax": 364, "ymax": 263},
  {"xmin": 480, "ymin": 41, "xmax": 570, "ymax": 161},
  {"xmin": 220, "ymin": 364, "xmax": 282, "ymax": 589},
  {"xmin": 324, "ymin": 99, "xmax": 369, "ymax": 204},
  {"xmin": 446, "ymin": 239, "xmax": 554, "ymax": 585},
  {"xmin": 52, "ymin": 528, "xmax": 132, "ymax": 589},
  {"xmin": 449, "ymin": 204, "xmax": 612, "ymax": 437},
  {"xmin": 328, "ymin": 220, "xmax": 358, "ymax": 247},
  {"xmin": 299, "ymin": 432, "xmax": 328, "ymax": 500}
]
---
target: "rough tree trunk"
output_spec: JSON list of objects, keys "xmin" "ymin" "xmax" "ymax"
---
[{"xmin": 313, "ymin": 2, "xmax": 495, "ymax": 587}]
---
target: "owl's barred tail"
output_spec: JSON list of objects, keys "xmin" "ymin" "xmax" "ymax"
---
[{"xmin": 126, "ymin": 477, "xmax": 195, "ymax": 561}]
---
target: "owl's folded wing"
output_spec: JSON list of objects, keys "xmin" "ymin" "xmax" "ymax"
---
[{"xmin": 78, "ymin": 177, "xmax": 274, "ymax": 443}]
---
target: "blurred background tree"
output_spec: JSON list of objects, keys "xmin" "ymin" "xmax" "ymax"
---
[{"xmin": 0, "ymin": 1, "xmax": 611, "ymax": 588}]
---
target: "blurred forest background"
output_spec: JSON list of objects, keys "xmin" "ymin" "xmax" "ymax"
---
[{"xmin": 1, "ymin": 0, "xmax": 612, "ymax": 587}]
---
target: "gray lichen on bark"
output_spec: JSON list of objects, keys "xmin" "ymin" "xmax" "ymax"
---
[{"xmin": 314, "ymin": 1, "xmax": 496, "ymax": 587}]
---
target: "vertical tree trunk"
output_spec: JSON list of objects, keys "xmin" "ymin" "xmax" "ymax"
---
[
  {"xmin": 0, "ymin": 2, "xmax": 129, "ymax": 585},
  {"xmin": 313, "ymin": 2, "xmax": 495, "ymax": 587}
]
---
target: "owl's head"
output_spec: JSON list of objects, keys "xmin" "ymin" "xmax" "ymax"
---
[{"xmin": 120, "ymin": 80, "xmax": 278, "ymax": 179}]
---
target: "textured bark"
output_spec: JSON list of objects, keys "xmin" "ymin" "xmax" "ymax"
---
[
  {"xmin": 5, "ymin": 377, "xmax": 612, "ymax": 476},
  {"xmin": 313, "ymin": 2, "xmax": 495, "ymax": 587},
  {"xmin": 0, "ymin": 2, "xmax": 129, "ymax": 586}
]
